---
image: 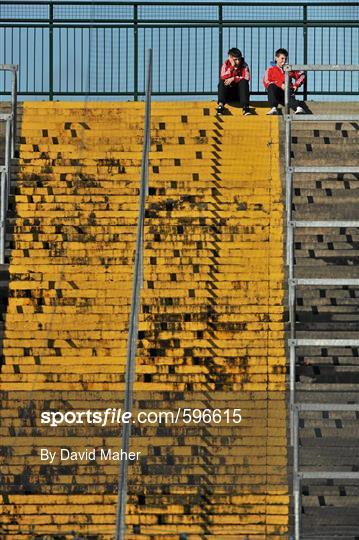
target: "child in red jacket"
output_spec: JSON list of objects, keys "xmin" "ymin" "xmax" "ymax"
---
[
  {"xmin": 217, "ymin": 48, "xmax": 251, "ymax": 116},
  {"xmin": 263, "ymin": 48, "xmax": 306, "ymax": 115}
]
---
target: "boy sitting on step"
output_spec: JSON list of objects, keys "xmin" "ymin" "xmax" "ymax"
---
[
  {"xmin": 263, "ymin": 48, "xmax": 306, "ymax": 115},
  {"xmin": 217, "ymin": 48, "xmax": 251, "ymax": 116}
]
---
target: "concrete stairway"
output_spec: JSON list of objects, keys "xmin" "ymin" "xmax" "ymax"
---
[
  {"xmin": 289, "ymin": 102, "xmax": 359, "ymax": 538},
  {"xmin": 0, "ymin": 102, "xmax": 288, "ymax": 538}
]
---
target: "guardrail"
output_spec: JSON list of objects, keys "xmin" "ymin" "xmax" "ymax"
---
[
  {"xmin": 115, "ymin": 48, "xmax": 152, "ymax": 540},
  {"xmin": 284, "ymin": 63, "xmax": 359, "ymax": 540},
  {"xmin": 0, "ymin": 64, "xmax": 17, "ymax": 265},
  {"xmin": 0, "ymin": 2, "xmax": 358, "ymax": 99},
  {"xmin": 0, "ymin": 113, "xmax": 11, "ymax": 265},
  {"xmin": 0, "ymin": 64, "xmax": 17, "ymax": 157}
]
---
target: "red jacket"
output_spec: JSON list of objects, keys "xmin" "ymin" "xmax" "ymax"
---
[
  {"xmin": 220, "ymin": 59, "xmax": 250, "ymax": 83},
  {"xmin": 263, "ymin": 64, "xmax": 305, "ymax": 90}
]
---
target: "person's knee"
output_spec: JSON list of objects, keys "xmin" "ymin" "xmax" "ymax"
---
[
  {"xmin": 268, "ymin": 84, "xmax": 275, "ymax": 94},
  {"xmin": 267, "ymin": 87, "xmax": 274, "ymax": 100}
]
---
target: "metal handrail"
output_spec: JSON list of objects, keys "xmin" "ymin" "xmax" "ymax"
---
[
  {"xmin": 0, "ymin": 65, "xmax": 17, "ymax": 265},
  {"xmin": 0, "ymin": 64, "xmax": 18, "ymax": 158},
  {"xmin": 115, "ymin": 48, "xmax": 152, "ymax": 540},
  {"xmin": 284, "ymin": 64, "xmax": 359, "ymax": 540},
  {"xmin": 284, "ymin": 63, "xmax": 359, "ymax": 116},
  {"xmin": 0, "ymin": 113, "xmax": 12, "ymax": 265}
]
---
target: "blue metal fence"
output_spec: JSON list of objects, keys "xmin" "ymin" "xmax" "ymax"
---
[{"xmin": 0, "ymin": 1, "xmax": 358, "ymax": 100}]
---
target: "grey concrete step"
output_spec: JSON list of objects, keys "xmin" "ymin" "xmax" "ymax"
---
[{"xmin": 289, "ymin": 103, "xmax": 359, "ymax": 537}]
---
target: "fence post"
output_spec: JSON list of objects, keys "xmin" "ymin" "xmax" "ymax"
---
[
  {"xmin": 218, "ymin": 5, "xmax": 223, "ymax": 77},
  {"xmin": 303, "ymin": 5, "xmax": 308, "ymax": 100},
  {"xmin": 134, "ymin": 4, "xmax": 138, "ymax": 101},
  {"xmin": 49, "ymin": 2, "xmax": 54, "ymax": 101},
  {"xmin": 11, "ymin": 68, "xmax": 17, "ymax": 158}
]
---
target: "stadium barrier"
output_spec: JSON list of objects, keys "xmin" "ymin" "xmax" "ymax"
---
[{"xmin": 0, "ymin": 2, "xmax": 358, "ymax": 99}]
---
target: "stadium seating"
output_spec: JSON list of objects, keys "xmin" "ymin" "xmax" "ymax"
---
[
  {"xmin": 290, "ymin": 102, "xmax": 359, "ymax": 537},
  {"xmin": 1, "ymin": 101, "xmax": 288, "ymax": 538}
]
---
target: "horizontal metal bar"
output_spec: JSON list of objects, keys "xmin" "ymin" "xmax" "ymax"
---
[
  {"xmin": 0, "ymin": 167, "xmax": 6, "ymax": 173},
  {"xmin": 3, "ymin": 22, "xmax": 357, "ymax": 29},
  {"xmin": 0, "ymin": 64, "xmax": 18, "ymax": 72},
  {"xmin": 290, "ymin": 339, "xmax": 359, "ymax": 346},
  {"xmin": 2, "ymin": 90, "xmax": 358, "ymax": 97},
  {"xmin": 0, "ymin": 114, "xmax": 12, "ymax": 121},
  {"xmin": 292, "ymin": 220, "xmax": 359, "ymax": 228},
  {"xmin": 286, "ymin": 64, "xmax": 359, "ymax": 71},
  {"xmin": 0, "ymin": 18, "xmax": 342, "ymax": 25},
  {"xmin": 290, "ymin": 115, "xmax": 359, "ymax": 122},
  {"xmin": 1, "ymin": 1, "xmax": 356, "ymax": 6},
  {"xmin": 291, "ymin": 166, "xmax": 359, "ymax": 174},
  {"xmin": 295, "ymin": 403, "xmax": 359, "ymax": 411},
  {"xmin": 298, "ymin": 472, "xmax": 359, "ymax": 479},
  {"xmin": 1, "ymin": 21, "xmax": 358, "ymax": 29},
  {"xmin": 0, "ymin": 90, "xmax": 219, "ymax": 96},
  {"xmin": 0, "ymin": 19, "xmax": 135, "ymax": 25},
  {"xmin": 293, "ymin": 279, "xmax": 359, "ymax": 286}
]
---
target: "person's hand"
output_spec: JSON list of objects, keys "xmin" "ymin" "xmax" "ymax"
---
[
  {"xmin": 281, "ymin": 83, "xmax": 285, "ymax": 90},
  {"xmin": 224, "ymin": 77, "xmax": 234, "ymax": 86}
]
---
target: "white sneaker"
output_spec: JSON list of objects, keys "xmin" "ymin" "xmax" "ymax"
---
[
  {"xmin": 266, "ymin": 107, "xmax": 278, "ymax": 115},
  {"xmin": 295, "ymin": 106, "xmax": 305, "ymax": 114}
]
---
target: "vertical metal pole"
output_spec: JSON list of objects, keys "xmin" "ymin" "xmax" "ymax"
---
[
  {"xmin": 49, "ymin": 3, "xmax": 54, "ymax": 101},
  {"xmin": 293, "ymin": 405, "xmax": 299, "ymax": 478},
  {"xmin": 289, "ymin": 342, "xmax": 296, "ymax": 445},
  {"xmin": 287, "ymin": 109, "xmax": 295, "ymax": 343},
  {"xmin": 5, "ymin": 118, "xmax": 11, "ymax": 211},
  {"xmin": 294, "ymin": 477, "xmax": 301, "ymax": 540},
  {"xmin": 285, "ymin": 122, "xmax": 292, "ymax": 266},
  {"xmin": 1, "ymin": 116, "xmax": 12, "ymax": 265},
  {"xmin": 293, "ymin": 407, "xmax": 301, "ymax": 540},
  {"xmin": 285, "ymin": 66, "xmax": 296, "ymax": 448},
  {"xmin": 134, "ymin": 4, "xmax": 138, "ymax": 101},
  {"xmin": 286, "ymin": 64, "xmax": 299, "ymax": 539},
  {"xmin": 145, "ymin": 49, "xmax": 152, "ymax": 198},
  {"xmin": 0, "ymin": 170, "xmax": 5, "ymax": 265},
  {"xmin": 218, "ymin": 5, "xmax": 223, "ymax": 76},
  {"xmin": 11, "ymin": 68, "xmax": 17, "ymax": 158},
  {"xmin": 284, "ymin": 68, "xmax": 290, "ymax": 117},
  {"xmin": 303, "ymin": 6, "xmax": 308, "ymax": 101},
  {"xmin": 286, "ymin": 114, "xmax": 294, "ymax": 338},
  {"xmin": 115, "ymin": 48, "xmax": 152, "ymax": 540},
  {"xmin": 285, "ymin": 72, "xmax": 294, "ymax": 323}
]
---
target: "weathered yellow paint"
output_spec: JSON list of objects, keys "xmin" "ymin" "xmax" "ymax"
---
[{"xmin": 0, "ymin": 102, "xmax": 288, "ymax": 538}]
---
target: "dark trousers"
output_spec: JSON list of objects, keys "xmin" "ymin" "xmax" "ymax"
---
[
  {"xmin": 267, "ymin": 83, "xmax": 301, "ymax": 110},
  {"xmin": 218, "ymin": 79, "xmax": 250, "ymax": 108}
]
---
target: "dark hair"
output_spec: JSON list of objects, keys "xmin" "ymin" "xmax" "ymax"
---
[
  {"xmin": 228, "ymin": 48, "xmax": 242, "ymax": 59},
  {"xmin": 275, "ymin": 48, "xmax": 288, "ymax": 58}
]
